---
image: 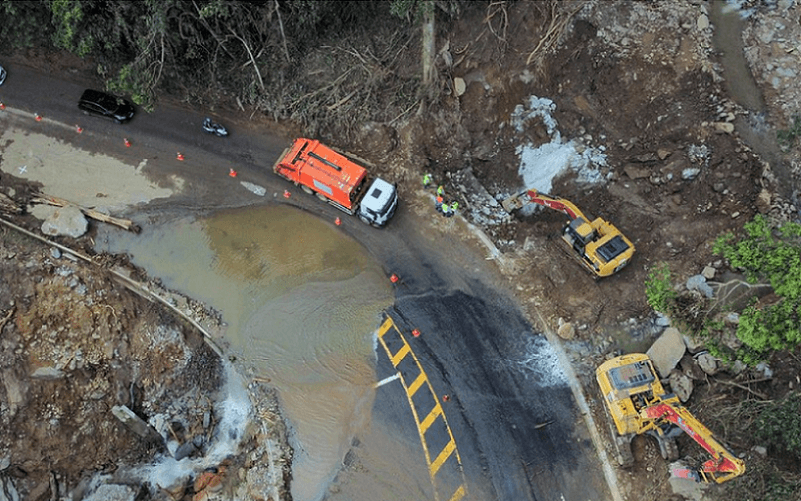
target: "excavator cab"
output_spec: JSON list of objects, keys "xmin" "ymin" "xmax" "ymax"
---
[{"xmin": 563, "ymin": 217, "xmax": 596, "ymax": 248}]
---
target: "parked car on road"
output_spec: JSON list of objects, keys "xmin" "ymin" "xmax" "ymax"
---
[
  {"xmin": 78, "ymin": 89, "xmax": 135, "ymax": 123},
  {"xmin": 0, "ymin": 64, "xmax": 6, "ymax": 86}
]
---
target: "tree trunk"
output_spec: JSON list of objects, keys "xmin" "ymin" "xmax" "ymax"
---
[{"xmin": 421, "ymin": 1, "xmax": 435, "ymax": 86}]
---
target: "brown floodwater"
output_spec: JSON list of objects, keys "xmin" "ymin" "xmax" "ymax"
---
[{"xmin": 95, "ymin": 204, "xmax": 397, "ymax": 501}]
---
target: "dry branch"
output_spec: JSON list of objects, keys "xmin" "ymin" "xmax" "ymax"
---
[
  {"xmin": 0, "ymin": 192, "xmax": 22, "ymax": 214},
  {"xmin": 526, "ymin": 1, "xmax": 584, "ymax": 67},
  {"xmin": 32, "ymin": 193, "xmax": 141, "ymax": 233},
  {"xmin": 0, "ymin": 306, "xmax": 15, "ymax": 332},
  {"xmin": 718, "ymin": 378, "xmax": 769, "ymax": 400}
]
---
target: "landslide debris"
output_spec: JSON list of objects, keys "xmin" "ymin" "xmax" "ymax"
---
[{"xmin": 0, "ymin": 219, "xmax": 291, "ymax": 501}]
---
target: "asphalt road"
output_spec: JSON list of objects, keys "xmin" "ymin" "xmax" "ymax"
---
[{"xmin": 0, "ymin": 59, "xmax": 612, "ymax": 501}]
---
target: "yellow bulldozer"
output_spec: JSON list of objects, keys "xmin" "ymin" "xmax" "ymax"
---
[{"xmin": 596, "ymin": 353, "xmax": 746, "ymax": 483}]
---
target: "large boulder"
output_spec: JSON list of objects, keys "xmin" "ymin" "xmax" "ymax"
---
[
  {"xmin": 669, "ymin": 370, "xmax": 694, "ymax": 402},
  {"xmin": 647, "ymin": 327, "xmax": 686, "ymax": 378},
  {"xmin": 38, "ymin": 205, "xmax": 88, "ymax": 238}
]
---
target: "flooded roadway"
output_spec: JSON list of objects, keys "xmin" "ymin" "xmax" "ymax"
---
[
  {"xmin": 1, "ymin": 98, "xmax": 612, "ymax": 500},
  {"xmin": 95, "ymin": 205, "xmax": 398, "ymax": 501},
  {"xmin": 94, "ymin": 201, "xmax": 611, "ymax": 501}
]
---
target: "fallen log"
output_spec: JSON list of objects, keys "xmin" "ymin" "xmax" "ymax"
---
[
  {"xmin": 0, "ymin": 192, "xmax": 22, "ymax": 214},
  {"xmin": 32, "ymin": 193, "xmax": 140, "ymax": 233}
]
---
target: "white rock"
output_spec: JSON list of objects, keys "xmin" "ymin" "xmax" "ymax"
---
[
  {"xmin": 454, "ymin": 77, "xmax": 466, "ymax": 96},
  {"xmin": 696, "ymin": 352, "xmax": 719, "ymax": 375},
  {"xmin": 697, "ymin": 14, "xmax": 710, "ymax": 30},
  {"xmin": 669, "ymin": 370, "xmax": 694, "ymax": 402},
  {"xmin": 647, "ymin": 327, "xmax": 686, "ymax": 378}
]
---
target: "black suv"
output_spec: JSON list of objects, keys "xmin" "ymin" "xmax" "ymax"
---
[{"xmin": 78, "ymin": 89, "xmax": 135, "ymax": 123}]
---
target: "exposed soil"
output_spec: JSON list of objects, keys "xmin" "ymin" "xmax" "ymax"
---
[
  {"xmin": 2, "ymin": 1, "xmax": 801, "ymax": 500},
  {"xmin": 0, "ymin": 190, "xmax": 291, "ymax": 500}
]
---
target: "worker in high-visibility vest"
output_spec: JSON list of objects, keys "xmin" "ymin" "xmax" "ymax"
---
[
  {"xmin": 435, "ymin": 196, "xmax": 444, "ymax": 212},
  {"xmin": 440, "ymin": 202, "xmax": 450, "ymax": 216},
  {"xmin": 423, "ymin": 173, "xmax": 432, "ymax": 188},
  {"xmin": 437, "ymin": 185, "xmax": 445, "ymax": 197},
  {"xmin": 449, "ymin": 201, "xmax": 459, "ymax": 216}
]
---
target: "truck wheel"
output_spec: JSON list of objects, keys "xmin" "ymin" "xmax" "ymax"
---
[
  {"xmin": 316, "ymin": 192, "xmax": 327, "ymax": 202},
  {"xmin": 359, "ymin": 215, "xmax": 371, "ymax": 225},
  {"xmin": 301, "ymin": 185, "xmax": 313, "ymax": 195}
]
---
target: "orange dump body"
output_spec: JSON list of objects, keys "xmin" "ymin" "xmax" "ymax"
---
[{"xmin": 273, "ymin": 138, "xmax": 367, "ymax": 211}]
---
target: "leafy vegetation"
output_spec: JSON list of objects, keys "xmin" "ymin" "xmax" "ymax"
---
[
  {"xmin": 749, "ymin": 392, "xmax": 801, "ymax": 461},
  {"xmin": 644, "ymin": 262, "xmax": 677, "ymax": 314},
  {"xmin": 0, "ymin": 0, "xmax": 435, "ymax": 130},
  {"xmin": 713, "ymin": 215, "xmax": 801, "ymax": 361}
]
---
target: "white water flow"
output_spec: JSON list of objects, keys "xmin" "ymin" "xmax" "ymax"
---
[
  {"xmin": 140, "ymin": 363, "xmax": 251, "ymax": 491},
  {"xmin": 95, "ymin": 205, "xmax": 394, "ymax": 501}
]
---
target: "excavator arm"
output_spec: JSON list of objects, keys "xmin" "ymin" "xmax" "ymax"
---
[
  {"xmin": 501, "ymin": 189, "xmax": 587, "ymax": 221},
  {"xmin": 641, "ymin": 402, "xmax": 746, "ymax": 483}
]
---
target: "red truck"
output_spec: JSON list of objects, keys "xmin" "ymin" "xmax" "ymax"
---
[{"xmin": 272, "ymin": 138, "xmax": 398, "ymax": 227}]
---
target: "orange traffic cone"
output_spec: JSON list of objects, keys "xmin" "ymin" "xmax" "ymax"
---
[
  {"xmin": 176, "ymin": 152, "xmax": 185, "ymax": 161},
  {"xmin": 76, "ymin": 125, "xmax": 83, "ymax": 134},
  {"xmin": 390, "ymin": 273, "xmax": 399, "ymax": 284},
  {"xmin": 412, "ymin": 329, "xmax": 421, "ymax": 338},
  {"xmin": 34, "ymin": 113, "xmax": 42, "ymax": 122},
  {"xmin": 124, "ymin": 138, "xmax": 131, "ymax": 147},
  {"xmin": 335, "ymin": 217, "xmax": 341, "ymax": 226},
  {"xmin": 229, "ymin": 168, "xmax": 237, "ymax": 178},
  {"xmin": 442, "ymin": 394, "xmax": 450, "ymax": 402},
  {"xmin": 283, "ymin": 190, "xmax": 291, "ymax": 199},
  {"xmin": 0, "ymin": 102, "xmax": 5, "ymax": 111}
]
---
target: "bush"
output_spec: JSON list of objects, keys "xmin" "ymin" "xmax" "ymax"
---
[
  {"xmin": 750, "ymin": 392, "xmax": 801, "ymax": 461},
  {"xmin": 645, "ymin": 262, "xmax": 676, "ymax": 314},
  {"xmin": 713, "ymin": 215, "xmax": 801, "ymax": 361}
]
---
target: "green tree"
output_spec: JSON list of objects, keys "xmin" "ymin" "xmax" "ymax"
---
[
  {"xmin": 0, "ymin": 0, "xmax": 52, "ymax": 49},
  {"xmin": 714, "ymin": 215, "xmax": 801, "ymax": 358}
]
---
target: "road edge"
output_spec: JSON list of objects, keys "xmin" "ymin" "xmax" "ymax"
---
[{"xmin": 465, "ymin": 220, "xmax": 625, "ymax": 501}]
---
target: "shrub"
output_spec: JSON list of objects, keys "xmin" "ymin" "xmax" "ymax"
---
[
  {"xmin": 645, "ymin": 262, "xmax": 676, "ymax": 314},
  {"xmin": 750, "ymin": 392, "xmax": 801, "ymax": 461},
  {"xmin": 713, "ymin": 215, "xmax": 801, "ymax": 361}
]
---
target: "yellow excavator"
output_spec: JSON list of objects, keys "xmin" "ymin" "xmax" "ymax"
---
[
  {"xmin": 501, "ymin": 189, "xmax": 634, "ymax": 278},
  {"xmin": 596, "ymin": 353, "xmax": 746, "ymax": 483}
]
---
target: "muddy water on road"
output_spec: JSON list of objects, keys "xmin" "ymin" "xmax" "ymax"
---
[{"xmin": 96, "ymin": 205, "xmax": 394, "ymax": 501}]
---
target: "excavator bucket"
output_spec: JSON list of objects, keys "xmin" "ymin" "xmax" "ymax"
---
[{"xmin": 501, "ymin": 191, "xmax": 529, "ymax": 213}]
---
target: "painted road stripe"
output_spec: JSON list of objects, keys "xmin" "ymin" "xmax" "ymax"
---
[
  {"xmin": 378, "ymin": 316, "xmax": 394, "ymax": 336},
  {"xmin": 391, "ymin": 343, "xmax": 411, "ymax": 366},
  {"xmin": 420, "ymin": 403, "xmax": 443, "ymax": 433},
  {"xmin": 375, "ymin": 373, "xmax": 401, "ymax": 388},
  {"xmin": 448, "ymin": 484, "xmax": 467, "ymax": 501},
  {"xmin": 377, "ymin": 314, "xmax": 469, "ymax": 501},
  {"xmin": 430, "ymin": 439, "xmax": 456, "ymax": 476},
  {"xmin": 408, "ymin": 372, "xmax": 426, "ymax": 395}
]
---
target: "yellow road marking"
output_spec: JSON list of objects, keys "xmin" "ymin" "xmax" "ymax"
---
[
  {"xmin": 448, "ymin": 484, "xmax": 467, "ymax": 501},
  {"xmin": 378, "ymin": 316, "xmax": 394, "ymax": 336},
  {"xmin": 430, "ymin": 440, "xmax": 456, "ymax": 476},
  {"xmin": 420, "ymin": 403, "xmax": 443, "ymax": 433},
  {"xmin": 391, "ymin": 343, "xmax": 411, "ymax": 366},
  {"xmin": 376, "ymin": 315, "xmax": 469, "ymax": 501},
  {"xmin": 408, "ymin": 372, "xmax": 426, "ymax": 395}
]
